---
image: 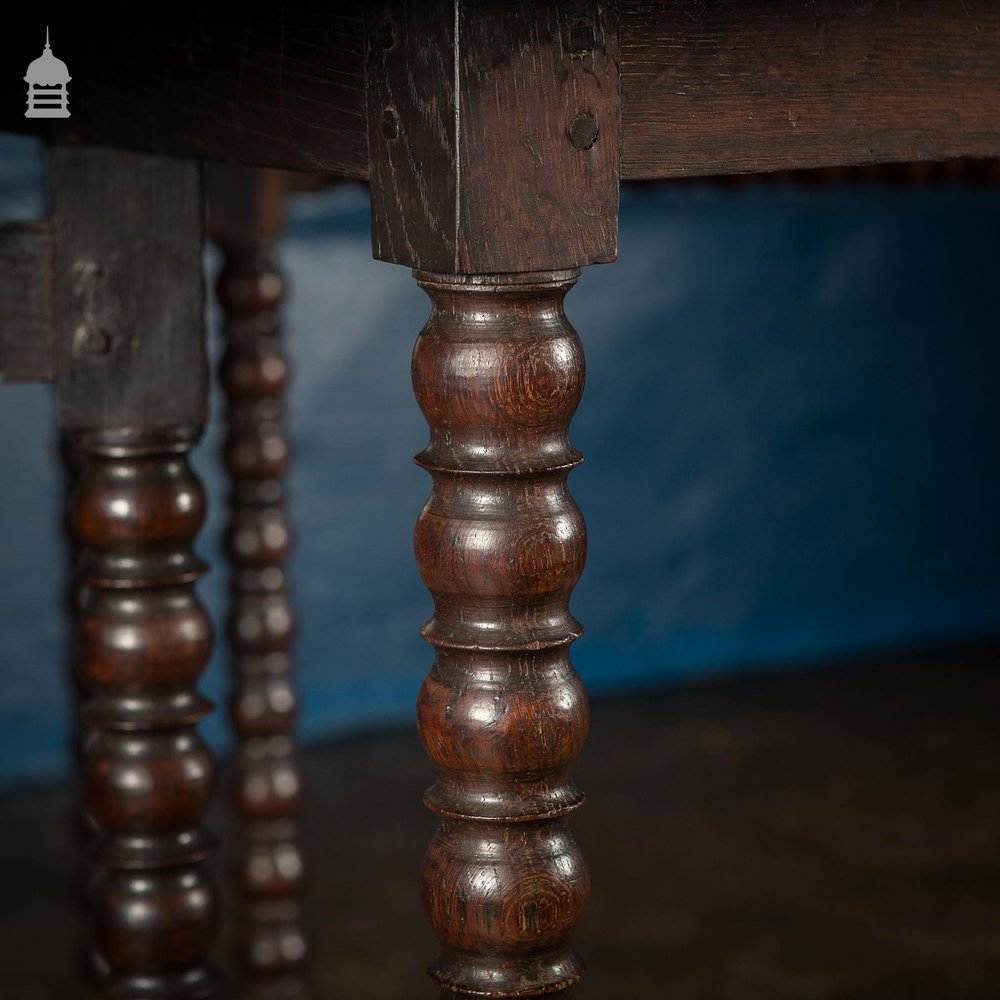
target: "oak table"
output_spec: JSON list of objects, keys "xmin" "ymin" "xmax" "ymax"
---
[{"xmin": 1, "ymin": 4, "xmax": 998, "ymax": 998}]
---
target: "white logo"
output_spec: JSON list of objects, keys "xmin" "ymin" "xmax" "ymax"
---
[{"xmin": 25, "ymin": 27, "xmax": 71, "ymax": 119}]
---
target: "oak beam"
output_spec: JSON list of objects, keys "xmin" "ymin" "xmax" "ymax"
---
[{"xmin": 621, "ymin": 0, "xmax": 1000, "ymax": 179}]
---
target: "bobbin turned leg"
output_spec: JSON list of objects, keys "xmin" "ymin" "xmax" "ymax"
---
[
  {"xmin": 50, "ymin": 147, "xmax": 219, "ymax": 998},
  {"xmin": 413, "ymin": 271, "xmax": 590, "ymax": 996},
  {"xmin": 208, "ymin": 165, "xmax": 307, "ymax": 997},
  {"xmin": 74, "ymin": 428, "xmax": 216, "ymax": 998},
  {"xmin": 365, "ymin": 3, "xmax": 619, "ymax": 994}
]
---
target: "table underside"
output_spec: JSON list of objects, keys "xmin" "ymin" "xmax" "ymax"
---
[{"xmin": 2, "ymin": 1, "xmax": 998, "ymax": 182}]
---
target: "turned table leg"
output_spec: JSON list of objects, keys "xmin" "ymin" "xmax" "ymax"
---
[
  {"xmin": 209, "ymin": 166, "xmax": 307, "ymax": 995},
  {"xmin": 364, "ymin": 5, "xmax": 618, "ymax": 992},
  {"xmin": 73, "ymin": 427, "xmax": 217, "ymax": 997},
  {"xmin": 412, "ymin": 271, "xmax": 590, "ymax": 997},
  {"xmin": 50, "ymin": 147, "xmax": 219, "ymax": 998}
]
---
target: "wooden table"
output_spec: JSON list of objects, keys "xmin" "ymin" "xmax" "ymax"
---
[{"xmin": 1, "ymin": 4, "xmax": 997, "ymax": 998}]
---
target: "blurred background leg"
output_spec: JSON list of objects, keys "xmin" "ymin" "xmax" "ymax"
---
[{"xmin": 208, "ymin": 166, "xmax": 308, "ymax": 1000}]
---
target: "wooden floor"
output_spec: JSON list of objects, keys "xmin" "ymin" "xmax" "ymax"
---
[{"xmin": 3, "ymin": 644, "xmax": 999, "ymax": 999}]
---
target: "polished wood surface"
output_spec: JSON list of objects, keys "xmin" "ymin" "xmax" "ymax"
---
[
  {"xmin": 412, "ymin": 271, "xmax": 590, "ymax": 996},
  {"xmin": 73, "ymin": 427, "xmax": 219, "ymax": 998},
  {"xmin": 1, "ymin": 3, "xmax": 997, "ymax": 997},
  {"xmin": 212, "ymin": 168, "xmax": 308, "ymax": 998},
  {"xmin": 49, "ymin": 148, "xmax": 219, "ymax": 998}
]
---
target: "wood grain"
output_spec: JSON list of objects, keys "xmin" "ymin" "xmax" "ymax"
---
[
  {"xmin": 0, "ymin": 6, "xmax": 367, "ymax": 177},
  {"xmin": 455, "ymin": 2, "xmax": 619, "ymax": 271},
  {"xmin": 49, "ymin": 147, "xmax": 206, "ymax": 430},
  {"xmin": 0, "ymin": 221, "xmax": 54, "ymax": 382},
  {"xmin": 5, "ymin": 4, "xmax": 999, "ymax": 184},
  {"xmin": 73, "ymin": 427, "xmax": 219, "ymax": 998},
  {"xmin": 621, "ymin": 0, "xmax": 1000, "ymax": 179},
  {"xmin": 50, "ymin": 145, "xmax": 219, "ymax": 997},
  {"xmin": 367, "ymin": 0, "xmax": 619, "ymax": 273},
  {"xmin": 365, "ymin": 0, "xmax": 456, "ymax": 270},
  {"xmin": 412, "ymin": 271, "xmax": 590, "ymax": 996}
]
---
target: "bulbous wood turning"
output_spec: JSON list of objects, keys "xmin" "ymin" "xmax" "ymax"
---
[
  {"xmin": 72, "ymin": 426, "xmax": 219, "ymax": 998},
  {"xmin": 216, "ymin": 244, "xmax": 306, "ymax": 995},
  {"xmin": 412, "ymin": 270, "xmax": 590, "ymax": 997}
]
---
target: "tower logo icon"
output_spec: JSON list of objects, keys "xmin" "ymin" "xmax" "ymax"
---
[{"xmin": 24, "ymin": 28, "xmax": 71, "ymax": 119}]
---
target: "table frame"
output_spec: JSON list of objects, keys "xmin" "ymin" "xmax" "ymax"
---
[{"xmin": 1, "ymin": 3, "xmax": 998, "ymax": 997}]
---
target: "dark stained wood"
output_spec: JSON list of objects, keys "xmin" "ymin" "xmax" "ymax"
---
[
  {"xmin": 0, "ymin": 221, "xmax": 54, "ymax": 382},
  {"xmin": 210, "ymin": 167, "xmax": 308, "ymax": 997},
  {"xmin": 10, "ymin": 7, "xmax": 1000, "ymax": 999},
  {"xmin": 365, "ymin": 0, "xmax": 454, "ymax": 270},
  {"xmin": 49, "ymin": 147, "xmax": 206, "ymax": 430},
  {"xmin": 366, "ymin": 1, "xmax": 619, "ymax": 273},
  {"xmin": 73, "ymin": 427, "xmax": 219, "ymax": 999},
  {"xmin": 621, "ymin": 0, "xmax": 1000, "ymax": 179},
  {"xmin": 5, "ymin": 5, "xmax": 1000, "ymax": 183},
  {"xmin": 5, "ymin": 647, "xmax": 1000, "ymax": 998},
  {"xmin": 50, "ymin": 146, "xmax": 219, "ymax": 997},
  {"xmin": 412, "ymin": 270, "xmax": 590, "ymax": 996},
  {"xmin": 0, "ymin": 7, "xmax": 367, "ymax": 177}
]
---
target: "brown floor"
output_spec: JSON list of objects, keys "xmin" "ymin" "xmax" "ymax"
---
[{"xmin": 2, "ymin": 644, "xmax": 999, "ymax": 1000}]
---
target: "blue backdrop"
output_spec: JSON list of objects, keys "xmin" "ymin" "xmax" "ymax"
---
[{"xmin": 1, "ymin": 135, "xmax": 999, "ymax": 789}]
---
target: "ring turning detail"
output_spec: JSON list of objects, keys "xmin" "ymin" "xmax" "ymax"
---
[
  {"xmin": 72, "ymin": 426, "xmax": 219, "ymax": 998},
  {"xmin": 412, "ymin": 270, "xmax": 591, "ymax": 997}
]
